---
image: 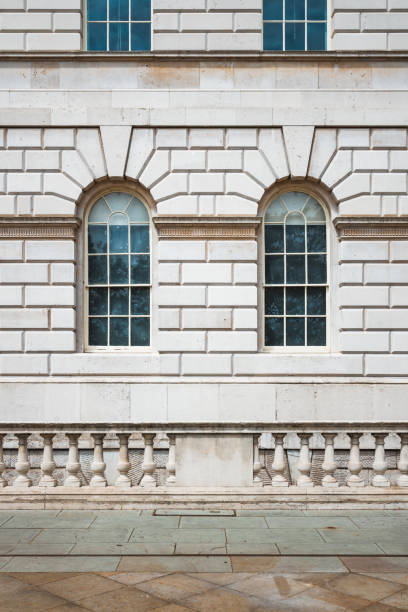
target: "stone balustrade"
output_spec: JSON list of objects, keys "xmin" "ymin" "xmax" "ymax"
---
[{"xmin": 0, "ymin": 424, "xmax": 407, "ymax": 492}]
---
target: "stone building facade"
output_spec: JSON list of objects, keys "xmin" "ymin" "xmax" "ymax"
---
[{"xmin": 0, "ymin": 0, "xmax": 407, "ymax": 493}]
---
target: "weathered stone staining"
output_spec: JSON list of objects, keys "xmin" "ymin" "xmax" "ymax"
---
[{"xmin": 0, "ymin": 1, "xmax": 407, "ymax": 500}]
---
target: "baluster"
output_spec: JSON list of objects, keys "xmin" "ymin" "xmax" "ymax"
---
[
  {"xmin": 166, "ymin": 434, "xmax": 176, "ymax": 485},
  {"xmin": 347, "ymin": 433, "xmax": 364, "ymax": 487},
  {"xmin": 14, "ymin": 434, "xmax": 32, "ymax": 487},
  {"xmin": 39, "ymin": 434, "xmax": 57, "ymax": 487},
  {"xmin": 372, "ymin": 433, "xmax": 390, "ymax": 487},
  {"xmin": 253, "ymin": 434, "xmax": 263, "ymax": 487},
  {"xmin": 397, "ymin": 434, "xmax": 408, "ymax": 487},
  {"xmin": 140, "ymin": 433, "xmax": 156, "ymax": 487},
  {"xmin": 0, "ymin": 434, "xmax": 7, "ymax": 488},
  {"xmin": 116, "ymin": 434, "xmax": 131, "ymax": 488},
  {"xmin": 90, "ymin": 433, "xmax": 107, "ymax": 487},
  {"xmin": 322, "ymin": 433, "xmax": 339, "ymax": 488},
  {"xmin": 65, "ymin": 433, "xmax": 82, "ymax": 488},
  {"xmin": 271, "ymin": 433, "xmax": 289, "ymax": 487},
  {"xmin": 296, "ymin": 434, "xmax": 313, "ymax": 487}
]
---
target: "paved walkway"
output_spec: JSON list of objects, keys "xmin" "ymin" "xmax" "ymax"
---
[{"xmin": 0, "ymin": 510, "xmax": 407, "ymax": 609}]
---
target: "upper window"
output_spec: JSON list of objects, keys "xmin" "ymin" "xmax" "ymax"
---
[
  {"xmin": 86, "ymin": 192, "xmax": 151, "ymax": 349},
  {"xmin": 263, "ymin": 0, "xmax": 327, "ymax": 51},
  {"xmin": 264, "ymin": 192, "xmax": 328, "ymax": 349},
  {"xmin": 87, "ymin": 0, "xmax": 151, "ymax": 51}
]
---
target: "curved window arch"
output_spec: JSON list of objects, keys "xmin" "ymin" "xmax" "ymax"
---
[
  {"xmin": 263, "ymin": 191, "xmax": 328, "ymax": 348},
  {"xmin": 86, "ymin": 191, "xmax": 151, "ymax": 349}
]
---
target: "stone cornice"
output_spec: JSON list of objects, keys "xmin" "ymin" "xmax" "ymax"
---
[
  {"xmin": 0, "ymin": 218, "xmax": 80, "ymax": 239},
  {"xmin": 153, "ymin": 217, "xmax": 262, "ymax": 240},
  {"xmin": 1, "ymin": 51, "xmax": 408, "ymax": 63},
  {"xmin": 334, "ymin": 217, "xmax": 408, "ymax": 240}
]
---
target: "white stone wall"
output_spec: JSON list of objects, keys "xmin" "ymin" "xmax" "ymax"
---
[
  {"xmin": 0, "ymin": 0, "xmax": 81, "ymax": 52},
  {"xmin": 332, "ymin": 0, "xmax": 408, "ymax": 51},
  {"xmin": 2, "ymin": 1, "xmax": 408, "ymax": 52},
  {"xmin": 0, "ymin": 126, "xmax": 407, "ymax": 381}
]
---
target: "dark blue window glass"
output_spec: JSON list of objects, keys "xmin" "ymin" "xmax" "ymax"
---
[
  {"xmin": 286, "ymin": 317, "xmax": 305, "ymax": 346},
  {"xmin": 265, "ymin": 225, "xmax": 284, "ymax": 253},
  {"xmin": 307, "ymin": 317, "xmax": 326, "ymax": 346},
  {"xmin": 110, "ymin": 22, "xmax": 129, "ymax": 51},
  {"xmin": 285, "ymin": 0, "xmax": 305, "ymax": 20},
  {"xmin": 89, "ymin": 317, "xmax": 108, "ymax": 345},
  {"xmin": 263, "ymin": 22, "xmax": 283, "ymax": 51},
  {"xmin": 110, "ymin": 318, "xmax": 128, "ymax": 346},
  {"xmin": 286, "ymin": 225, "xmax": 305, "ymax": 253},
  {"xmin": 307, "ymin": 22, "xmax": 326, "ymax": 51},
  {"xmin": 110, "ymin": 0, "xmax": 129, "ymax": 21},
  {"xmin": 89, "ymin": 287, "xmax": 108, "ymax": 315},
  {"xmin": 88, "ymin": 255, "xmax": 107, "ymax": 285},
  {"xmin": 266, "ymin": 255, "xmax": 284, "ymax": 284},
  {"xmin": 110, "ymin": 255, "xmax": 129, "ymax": 284},
  {"xmin": 307, "ymin": 287, "xmax": 326, "ymax": 315},
  {"xmin": 131, "ymin": 254, "xmax": 150, "ymax": 284},
  {"xmin": 110, "ymin": 287, "xmax": 129, "ymax": 315},
  {"xmin": 88, "ymin": 226, "xmax": 107, "ymax": 253},
  {"xmin": 131, "ymin": 287, "xmax": 150, "ymax": 315},
  {"xmin": 265, "ymin": 317, "xmax": 284, "ymax": 346},
  {"xmin": 286, "ymin": 21, "xmax": 305, "ymax": 51},
  {"xmin": 131, "ymin": 317, "xmax": 150, "ymax": 346},
  {"xmin": 308, "ymin": 254, "xmax": 327, "ymax": 284},
  {"xmin": 308, "ymin": 0, "xmax": 327, "ymax": 20},
  {"xmin": 265, "ymin": 287, "xmax": 284, "ymax": 316},
  {"xmin": 131, "ymin": 0, "xmax": 151, "ymax": 21},
  {"xmin": 286, "ymin": 287, "xmax": 305, "ymax": 315},
  {"xmin": 87, "ymin": 22, "xmax": 107, "ymax": 51},
  {"xmin": 307, "ymin": 225, "xmax": 326, "ymax": 252},
  {"xmin": 264, "ymin": 0, "xmax": 283, "ymax": 20},
  {"xmin": 131, "ymin": 226, "xmax": 149, "ymax": 253},
  {"xmin": 88, "ymin": 0, "xmax": 107, "ymax": 21},
  {"xmin": 110, "ymin": 225, "xmax": 128, "ymax": 253},
  {"xmin": 286, "ymin": 255, "xmax": 305, "ymax": 284},
  {"xmin": 131, "ymin": 22, "xmax": 151, "ymax": 51}
]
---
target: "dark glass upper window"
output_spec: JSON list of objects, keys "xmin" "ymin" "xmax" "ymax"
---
[
  {"xmin": 87, "ymin": 192, "xmax": 151, "ymax": 348},
  {"xmin": 264, "ymin": 192, "xmax": 328, "ymax": 348},
  {"xmin": 87, "ymin": 0, "xmax": 151, "ymax": 51},
  {"xmin": 263, "ymin": 0, "xmax": 327, "ymax": 51}
]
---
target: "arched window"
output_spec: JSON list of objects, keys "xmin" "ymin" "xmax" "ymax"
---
[
  {"xmin": 264, "ymin": 191, "xmax": 328, "ymax": 348},
  {"xmin": 86, "ymin": 192, "xmax": 150, "ymax": 349}
]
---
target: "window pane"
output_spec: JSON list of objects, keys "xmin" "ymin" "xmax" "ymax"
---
[
  {"xmin": 88, "ymin": 0, "xmax": 107, "ymax": 21},
  {"xmin": 308, "ymin": 254, "xmax": 327, "ymax": 284},
  {"xmin": 265, "ymin": 198, "xmax": 286, "ymax": 222},
  {"xmin": 307, "ymin": 0, "xmax": 327, "ymax": 20},
  {"xmin": 265, "ymin": 317, "xmax": 284, "ymax": 346},
  {"xmin": 285, "ymin": 0, "xmax": 305, "ymax": 20},
  {"xmin": 286, "ymin": 254, "xmax": 305, "ymax": 284},
  {"xmin": 307, "ymin": 225, "xmax": 326, "ymax": 252},
  {"xmin": 304, "ymin": 198, "xmax": 325, "ymax": 221},
  {"xmin": 87, "ymin": 22, "xmax": 107, "ymax": 51},
  {"xmin": 109, "ymin": 225, "xmax": 128, "ymax": 253},
  {"xmin": 89, "ymin": 317, "xmax": 107, "ymax": 345},
  {"xmin": 131, "ymin": 0, "xmax": 151, "ymax": 21},
  {"xmin": 88, "ymin": 225, "xmax": 107, "ymax": 254},
  {"xmin": 131, "ymin": 254, "xmax": 150, "ymax": 284},
  {"xmin": 307, "ymin": 286, "xmax": 326, "ymax": 315},
  {"xmin": 89, "ymin": 199, "xmax": 110, "ymax": 222},
  {"xmin": 286, "ymin": 317, "xmax": 305, "ymax": 346},
  {"xmin": 286, "ymin": 287, "xmax": 305, "ymax": 315},
  {"xmin": 308, "ymin": 22, "xmax": 326, "ymax": 51},
  {"xmin": 88, "ymin": 255, "xmax": 107, "ymax": 285},
  {"xmin": 308, "ymin": 317, "xmax": 326, "ymax": 346},
  {"xmin": 265, "ymin": 287, "xmax": 283, "ymax": 315},
  {"xmin": 105, "ymin": 192, "xmax": 132, "ymax": 212},
  {"xmin": 283, "ymin": 192, "xmax": 309, "ymax": 211},
  {"xmin": 110, "ymin": 317, "xmax": 128, "ymax": 346},
  {"xmin": 263, "ymin": 22, "xmax": 283, "ymax": 51},
  {"xmin": 109, "ymin": 0, "xmax": 128, "ymax": 21},
  {"xmin": 265, "ymin": 225, "xmax": 284, "ymax": 253},
  {"xmin": 128, "ymin": 198, "xmax": 149, "ymax": 221},
  {"xmin": 131, "ymin": 287, "xmax": 150, "ymax": 315},
  {"xmin": 286, "ymin": 21, "xmax": 305, "ymax": 50},
  {"xmin": 265, "ymin": 255, "xmax": 284, "ymax": 284},
  {"xmin": 286, "ymin": 225, "xmax": 305, "ymax": 253},
  {"xmin": 131, "ymin": 225, "xmax": 149, "ymax": 253},
  {"xmin": 110, "ymin": 287, "xmax": 129, "ymax": 315},
  {"xmin": 264, "ymin": 0, "xmax": 283, "ymax": 20},
  {"xmin": 131, "ymin": 317, "xmax": 150, "ymax": 346},
  {"xmin": 110, "ymin": 21, "xmax": 129, "ymax": 51},
  {"xmin": 89, "ymin": 287, "xmax": 108, "ymax": 315},
  {"xmin": 110, "ymin": 255, "xmax": 129, "ymax": 284},
  {"xmin": 131, "ymin": 22, "xmax": 151, "ymax": 50}
]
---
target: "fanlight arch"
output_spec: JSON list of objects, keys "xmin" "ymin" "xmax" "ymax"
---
[
  {"xmin": 263, "ymin": 191, "xmax": 328, "ymax": 348},
  {"xmin": 86, "ymin": 191, "xmax": 151, "ymax": 349}
]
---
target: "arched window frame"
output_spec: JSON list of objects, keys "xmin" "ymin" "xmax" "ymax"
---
[
  {"xmin": 84, "ymin": 188, "xmax": 152, "ymax": 352},
  {"xmin": 262, "ymin": 188, "xmax": 331, "ymax": 354}
]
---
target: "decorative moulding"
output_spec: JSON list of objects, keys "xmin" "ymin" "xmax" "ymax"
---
[
  {"xmin": 0, "ymin": 218, "xmax": 80, "ymax": 240},
  {"xmin": 153, "ymin": 217, "xmax": 262, "ymax": 240},
  {"xmin": 334, "ymin": 217, "xmax": 408, "ymax": 240}
]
